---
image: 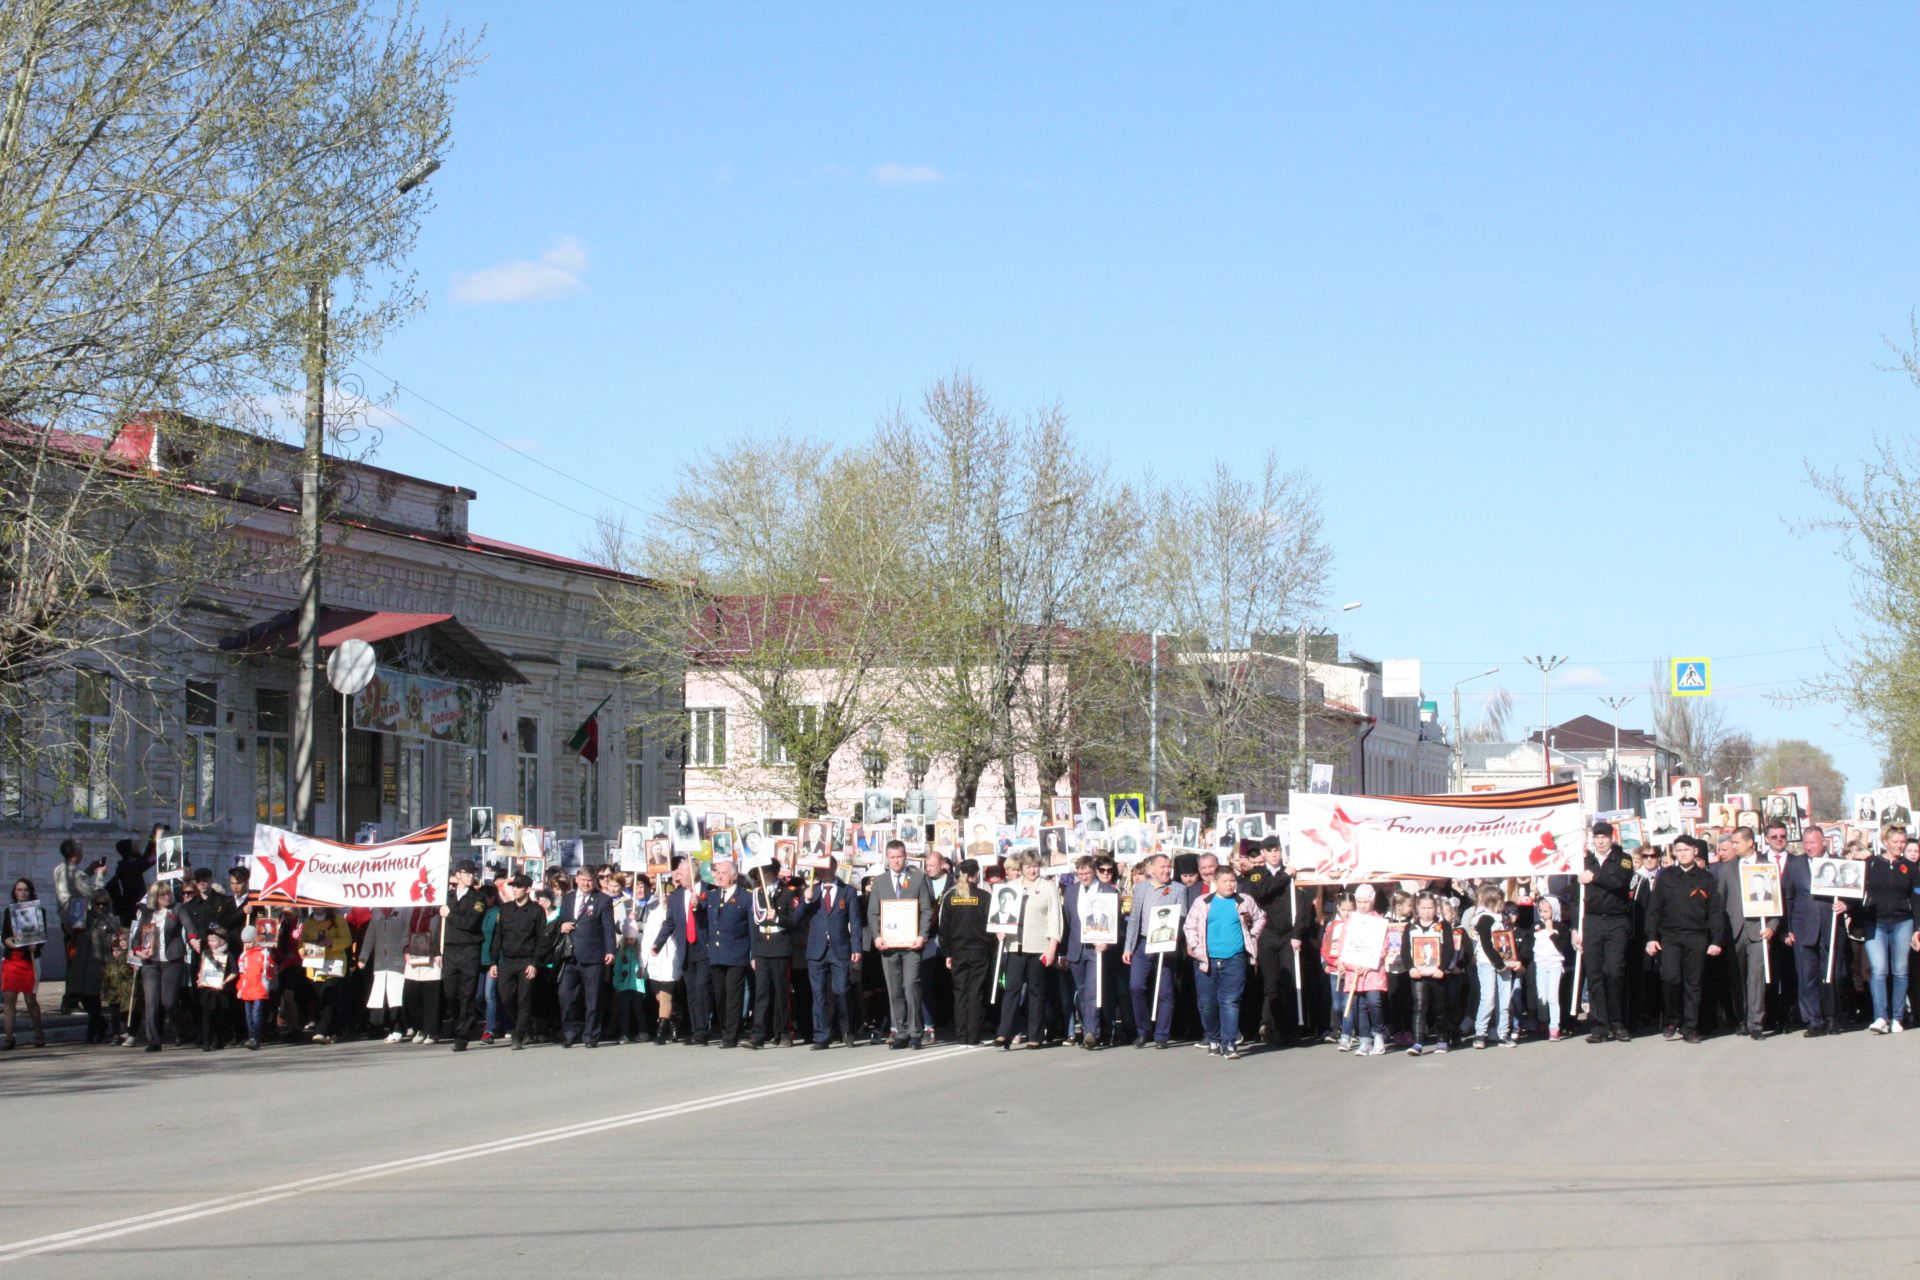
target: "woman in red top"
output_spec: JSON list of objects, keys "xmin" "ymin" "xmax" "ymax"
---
[{"xmin": 3, "ymin": 878, "xmax": 47, "ymax": 1049}]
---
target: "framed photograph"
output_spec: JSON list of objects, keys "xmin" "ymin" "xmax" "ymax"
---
[
  {"xmin": 669, "ymin": 805, "xmax": 700, "ymax": 854},
  {"xmin": 1410, "ymin": 934, "xmax": 1441, "ymax": 971},
  {"xmin": 253, "ymin": 912, "xmax": 282, "ymax": 949},
  {"xmin": 897, "ymin": 814, "xmax": 926, "ymax": 849},
  {"xmin": 1724, "ymin": 792, "xmax": 1753, "ymax": 815},
  {"xmin": 196, "ymin": 937, "xmax": 228, "ymax": 990},
  {"xmin": 644, "ymin": 837, "xmax": 671, "ymax": 881},
  {"xmin": 964, "ymin": 819, "xmax": 998, "ymax": 862},
  {"xmin": 1215, "ymin": 817, "xmax": 1240, "ymax": 851},
  {"xmin": 1708, "ymin": 803, "xmax": 1738, "ymax": 830},
  {"xmin": 1873, "ymin": 784, "xmax": 1913, "ymax": 830},
  {"xmin": 1780, "ymin": 787, "xmax": 1812, "ymax": 821},
  {"xmin": 497, "ymin": 812, "xmax": 525, "ymax": 849},
  {"xmin": 1615, "ymin": 817, "xmax": 1646, "ymax": 851},
  {"xmin": 798, "ymin": 820, "xmax": 831, "ymax": 867},
  {"xmin": 1809, "ymin": 856, "xmax": 1865, "ymax": 898},
  {"xmin": 1490, "ymin": 926, "xmax": 1518, "ymax": 965},
  {"xmin": 1143, "ymin": 902, "xmax": 1183, "ymax": 955},
  {"xmin": 1216, "ymin": 793, "xmax": 1246, "ymax": 818},
  {"xmin": 829, "ymin": 816, "xmax": 848, "ymax": 851},
  {"xmin": 6, "ymin": 901, "xmax": 47, "ymax": 949},
  {"xmin": 1340, "ymin": 912, "xmax": 1388, "ymax": 970},
  {"xmin": 301, "ymin": 940, "xmax": 344, "ymax": 978},
  {"xmin": 1049, "ymin": 796, "xmax": 1074, "ymax": 824},
  {"xmin": 1760, "ymin": 792, "xmax": 1802, "ymax": 840},
  {"xmin": 1147, "ymin": 810, "xmax": 1168, "ymax": 834},
  {"xmin": 710, "ymin": 829, "xmax": 735, "ymax": 864},
  {"xmin": 467, "ymin": 805, "xmax": 495, "ymax": 845},
  {"xmin": 880, "ymin": 897, "xmax": 919, "ymax": 947},
  {"xmin": 1671, "ymin": 776, "xmax": 1705, "ymax": 822},
  {"xmin": 1736, "ymin": 810, "xmax": 1760, "ymax": 833},
  {"xmin": 987, "ymin": 884, "xmax": 1023, "ymax": 935},
  {"xmin": 155, "ymin": 835, "xmax": 186, "ymax": 884},
  {"xmin": 932, "ymin": 819, "xmax": 959, "ymax": 853},
  {"xmin": 1741, "ymin": 863, "xmax": 1783, "ymax": 917},
  {"xmin": 1037, "ymin": 825, "xmax": 1069, "ymax": 863},
  {"xmin": 1240, "ymin": 813, "xmax": 1268, "ymax": 841},
  {"xmin": 1078, "ymin": 890, "xmax": 1120, "ymax": 945},
  {"xmin": 1645, "ymin": 797, "xmax": 1682, "ymax": 847},
  {"xmin": 1855, "ymin": 792, "xmax": 1880, "ymax": 825},
  {"xmin": 1108, "ymin": 793, "xmax": 1145, "ymax": 822},
  {"xmin": 1079, "ymin": 797, "xmax": 1108, "ymax": 833},
  {"xmin": 1109, "ymin": 819, "xmax": 1147, "ymax": 865},
  {"xmin": 863, "ymin": 789, "xmax": 895, "ymax": 825},
  {"xmin": 647, "ymin": 815, "xmax": 671, "ymax": 840},
  {"xmin": 1180, "ymin": 817, "xmax": 1202, "ymax": 850}
]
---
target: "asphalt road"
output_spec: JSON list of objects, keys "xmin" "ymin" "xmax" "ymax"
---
[{"xmin": 1, "ymin": 1030, "xmax": 1914, "ymax": 1277}]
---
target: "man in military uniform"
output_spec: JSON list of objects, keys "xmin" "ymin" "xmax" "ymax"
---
[
  {"xmin": 1577, "ymin": 821, "xmax": 1637, "ymax": 1043},
  {"xmin": 1241, "ymin": 835, "xmax": 1299, "ymax": 1046},
  {"xmin": 439, "ymin": 860, "xmax": 493, "ymax": 1051},
  {"xmin": 746, "ymin": 865, "xmax": 803, "ymax": 1049}
]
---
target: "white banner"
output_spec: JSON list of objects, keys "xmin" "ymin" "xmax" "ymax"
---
[
  {"xmin": 249, "ymin": 822, "xmax": 451, "ymax": 909},
  {"xmin": 1289, "ymin": 785, "xmax": 1584, "ymax": 881}
]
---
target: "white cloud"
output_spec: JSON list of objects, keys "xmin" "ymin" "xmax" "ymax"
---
[
  {"xmin": 871, "ymin": 163, "xmax": 946, "ymax": 186},
  {"xmin": 1555, "ymin": 666, "xmax": 1611, "ymax": 691},
  {"xmin": 451, "ymin": 237, "xmax": 588, "ymax": 305}
]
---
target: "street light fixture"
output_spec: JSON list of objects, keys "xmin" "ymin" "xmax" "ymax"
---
[
  {"xmin": 1523, "ymin": 655, "xmax": 1568, "ymax": 784},
  {"xmin": 906, "ymin": 733, "xmax": 930, "ymax": 791},
  {"xmin": 1600, "ymin": 694, "xmax": 1635, "ymax": 810},
  {"xmin": 1295, "ymin": 602, "xmax": 1362, "ymax": 791},
  {"xmin": 861, "ymin": 724, "xmax": 889, "ymax": 790}
]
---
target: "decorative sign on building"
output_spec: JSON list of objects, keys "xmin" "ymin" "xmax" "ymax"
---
[{"xmin": 352, "ymin": 667, "xmax": 479, "ymax": 745}]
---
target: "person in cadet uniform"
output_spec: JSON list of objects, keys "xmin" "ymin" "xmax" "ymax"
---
[
  {"xmin": 439, "ymin": 860, "xmax": 492, "ymax": 1052},
  {"xmin": 1644, "ymin": 835, "xmax": 1728, "ymax": 1043},
  {"xmin": 746, "ymin": 864, "xmax": 804, "ymax": 1049},
  {"xmin": 938, "ymin": 860, "xmax": 992, "ymax": 1045},
  {"xmin": 489, "ymin": 875, "xmax": 546, "ymax": 1049},
  {"xmin": 1577, "ymin": 821, "xmax": 1637, "ymax": 1044}
]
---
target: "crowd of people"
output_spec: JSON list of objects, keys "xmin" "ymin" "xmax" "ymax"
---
[{"xmin": 3, "ymin": 817, "xmax": 1914, "ymax": 1058}]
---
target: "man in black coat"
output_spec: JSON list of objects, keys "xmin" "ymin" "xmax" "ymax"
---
[
  {"xmin": 703, "ymin": 858, "xmax": 754, "ymax": 1048},
  {"xmin": 556, "ymin": 867, "xmax": 615, "ymax": 1047},
  {"xmin": 1644, "ymin": 835, "xmax": 1728, "ymax": 1042},
  {"xmin": 439, "ymin": 860, "xmax": 493, "ymax": 1051},
  {"xmin": 489, "ymin": 875, "xmax": 545, "ymax": 1048},
  {"xmin": 1577, "ymin": 822, "xmax": 1638, "ymax": 1043}
]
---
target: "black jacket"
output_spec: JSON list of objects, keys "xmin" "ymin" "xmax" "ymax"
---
[
  {"xmin": 1861, "ymin": 856, "xmax": 1920, "ymax": 925},
  {"xmin": 938, "ymin": 884, "xmax": 991, "ymax": 956},
  {"xmin": 1584, "ymin": 848, "xmax": 1637, "ymax": 917},
  {"xmin": 1646, "ymin": 863, "xmax": 1729, "ymax": 945},
  {"xmin": 493, "ymin": 898, "xmax": 547, "ymax": 963},
  {"xmin": 749, "ymin": 882, "xmax": 805, "ymax": 959},
  {"xmin": 1400, "ymin": 919, "xmax": 1454, "ymax": 976},
  {"xmin": 443, "ymin": 884, "xmax": 494, "ymax": 950}
]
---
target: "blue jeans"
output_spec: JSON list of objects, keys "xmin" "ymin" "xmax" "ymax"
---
[
  {"xmin": 1196, "ymin": 953, "xmax": 1248, "ymax": 1048},
  {"xmin": 244, "ymin": 998, "xmax": 267, "ymax": 1041},
  {"xmin": 1864, "ymin": 916, "xmax": 1915, "ymax": 1023},
  {"xmin": 1474, "ymin": 962, "xmax": 1514, "ymax": 1039},
  {"xmin": 1354, "ymin": 990, "xmax": 1384, "ymax": 1039}
]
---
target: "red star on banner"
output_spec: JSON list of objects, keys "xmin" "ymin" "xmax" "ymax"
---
[{"xmin": 259, "ymin": 837, "xmax": 306, "ymax": 901}]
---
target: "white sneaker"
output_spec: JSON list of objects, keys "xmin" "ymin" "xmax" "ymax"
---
[
  {"xmin": 1371, "ymin": 1035, "xmax": 1386, "ymax": 1056},
  {"xmin": 417, "ymin": 1036, "xmax": 436, "ymax": 1045},
  {"xmin": 383, "ymin": 1030, "xmax": 402, "ymax": 1043},
  {"xmin": 1893, "ymin": 1021, "xmax": 1906, "ymax": 1034},
  {"xmin": 1337, "ymin": 1034, "xmax": 1353, "ymax": 1052},
  {"xmin": 1869, "ymin": 1018, "xmax": 1889, "ymax": 1035}
]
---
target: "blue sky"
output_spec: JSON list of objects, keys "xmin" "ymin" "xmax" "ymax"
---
[{"xmin": 361, "ymin": 2, "xmax": 1920, "ymax": 795}]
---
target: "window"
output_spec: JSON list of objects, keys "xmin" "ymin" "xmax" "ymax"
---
[
  {"xmin": 72, "ymin": 670, "xmax": 112, "ymax": 822},
  {"xmin": 397, "ymin": 741, "xmax": 426, "ymax": 832},
  {"xmin": 623, "ymin": 725, "xmax": 645, "ymax": 825},
  {"xmin": 577, "ymin": 755, "xmax": 600, "ymax": 833},
  {"xmin": 183, "ymin": 680, "xmax": 218, "ymax": 824},
  {"xmin": 762, "ymin": 704, "xmax": 821, "ymax": 766},
  {"xmin": 686, "ymin": 707, "xmax": 726, "ymax": 767},
  {"xmin": 0, "ymin": 713, "xmax": 22, "ymax": 821},
  {"xmin": 254, "ymin": 688, "xmax": 289, "ymax": 824},
  {"xmin": 515, "ymin": 716, "xmax": 539, "ymax": 825}
]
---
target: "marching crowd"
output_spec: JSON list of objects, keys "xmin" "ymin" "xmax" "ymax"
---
[{"xmin": 4, "ymin": 817, "xmax": 1916, "ymax": 1059}]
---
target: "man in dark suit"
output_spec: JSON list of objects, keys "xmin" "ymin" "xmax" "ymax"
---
[
  {"xmin": 557, "ymin": 866, "xmax": 615, "ymax": 1047},
  {"xmin": 651, "ymin": 860, "xmax": 711, "ymax": 1043},
  {"xmin": 703, "ymin": 858, "xmax": 754, "ymax": 1047},
  {"xmin": 867, "ymin": 840, "xmax": 936, "ymax": 1049},
  {"xmin": 1062, "ymin": 855, "xmax": 1120, "ymax": 1049},
  {"xmin": 1714, "ymin": 827, "xmax": 1778, "ymax": 1038},
  {"xmin": 746, "ymin": 864, "xmax": 803, "ymax": 1049},
  {"xmin": 1782, "ymin": 825, "xmax": 1849, "ymax": 1036},
  {"xmin": 799, "ymin": 856, "xmax": 864, "ymax": 1048}
]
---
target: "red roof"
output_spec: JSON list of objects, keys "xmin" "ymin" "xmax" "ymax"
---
[{"xmin": 220, "ymin": 609, "xmax": 524, "ymax": 685}]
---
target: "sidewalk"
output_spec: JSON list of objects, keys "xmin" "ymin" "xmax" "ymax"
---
[{"xmin": 8, "ymin": 981, "xmax": 93, "ymax": 1044}]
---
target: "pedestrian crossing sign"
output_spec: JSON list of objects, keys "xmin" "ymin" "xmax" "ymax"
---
[{"xmin": 1671, "ymin": 658, "xmax": 1710, "ymax": 697}]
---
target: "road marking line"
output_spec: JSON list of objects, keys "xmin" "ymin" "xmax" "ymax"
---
[{"xmin": 0, "ymin": 1046, "xmax": 976, "ymax": 1264}]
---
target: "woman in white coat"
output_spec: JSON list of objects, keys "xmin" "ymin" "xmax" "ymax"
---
[
  {"xmin": 357, "ymin": 907, "xmax": 409, "ymax": 1041},
  {"xmin": 640, "ymin": 879, "xmax": 683, "ymax": 1043}
]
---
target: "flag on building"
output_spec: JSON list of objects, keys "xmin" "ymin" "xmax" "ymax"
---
[{"xmin": 566, "ymin": 695, "xmax": 613, "ymax": 763}]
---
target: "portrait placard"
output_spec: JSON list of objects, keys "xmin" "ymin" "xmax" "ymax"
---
[
  {"xmin": 1808, "ymin": 856, "xmax": 1864, "ymax": 899},
  {"xmin": 669, "ymin": 805, "xmax": 700, "ymax": 854},
  {"xmin": 1490, "ymin": 926, "xmax": 1518, "ymax": 965},
  {"xmin": 6, "ymin": 901, "xmax": 47, "ymax": 949},
  {"xmin": 156, "ymin": 835, "xmax": 186, "ymax": 883},
  {"xmin": 1645, "ymin": 797, "xmax": 1682, "ymax": 848},
  {"xmin": 1740, "ymin": 863, "xmax": 1783, "ymax": 917},
  {"xmin": 1179, "ymin": 817, "xmax": 1201, "ymax": 850},
  {"xmin": 1409, "ymin": 934, "xmax": 1441, "ymax": 971},
  {"xmin": 1079, "ymin": 797, "xmax": 1108, "ymax": 833},
  {"xmin": 1216, "ymin": 793, "xmax": 1246, "ymax": 817},
  {"xmin": 1872, "ymin": 784, "xmax": 1912, "ymax": 830},
  {"xmin": 1049, "ymin": 796, "xmax": 1075, "ymax": 824},
  {"xmin": 468, "ymin": 805, "xmax": 495, "ymax": 844},
  {"xmin": 1143, "ymin": 902, "xmax": 1182, "ymax": 955},
  {"xmin": 1078, "ymin": 890, "xmax": 1119, "ymax": 946},
  {"xmin": 987, "ymin": 884, "xmax": 1023, "ymax": 935},
  {"xmin": 1339, "ymin": 911, "xmax": 1388, "ymax": 971},
  {"xmin": 880, "ymin": 897, "xmax": 919, "ymax": 947}
]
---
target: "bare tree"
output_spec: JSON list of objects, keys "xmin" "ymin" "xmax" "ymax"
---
[
  {"xmin": 1459, "ymin": 687, "xmax": 1515, "ymax": 745},
  {"xmin": 0, "ymin": 0, "xmax": 474, "ymax": 796},
  {"xmin": 597, "ymin": 433, "xmax": 901, "ymax": 818},
  {"xmin": 1142, "ymin": 454, "xmax": 1332, "ymax": 818},
  {"xmin": 1650, "ymin": 668, "xmax": 1731, "ymax": 776}
]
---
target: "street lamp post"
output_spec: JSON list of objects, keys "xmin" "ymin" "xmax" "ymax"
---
[
  {"xmin": 1600, "ymin": 694, "xmax": 1635, "ymax": 810},
  {"xmin": 1148, "ymin": 630, "xmax": 1161, "ymax": 814},
  {"xmin": 861, "ymin": 725, "xmax": 888, "ymax": 790},
  {"xmin": 292, "ymin": 157, "xmax": 441, "ymax": 835},
  {"xmin": 1296, "ymin": 603, "xmax": 1362, "ymax": 791},
  {"xmin": 906, "ymin": 733, "xmax": 930, "ymax": 791},
  {"xmin": 1523, "ymin": 655, "xmax": 1568, "ymax": 784},
  {"xmin": 1450, "ymin": 666, "xmax": 1499, "ymax": 791}
]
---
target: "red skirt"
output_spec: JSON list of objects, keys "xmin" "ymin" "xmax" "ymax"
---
[{"xmin": 1, "ymin": 951, "xmax": 36, "ymax": 994}]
